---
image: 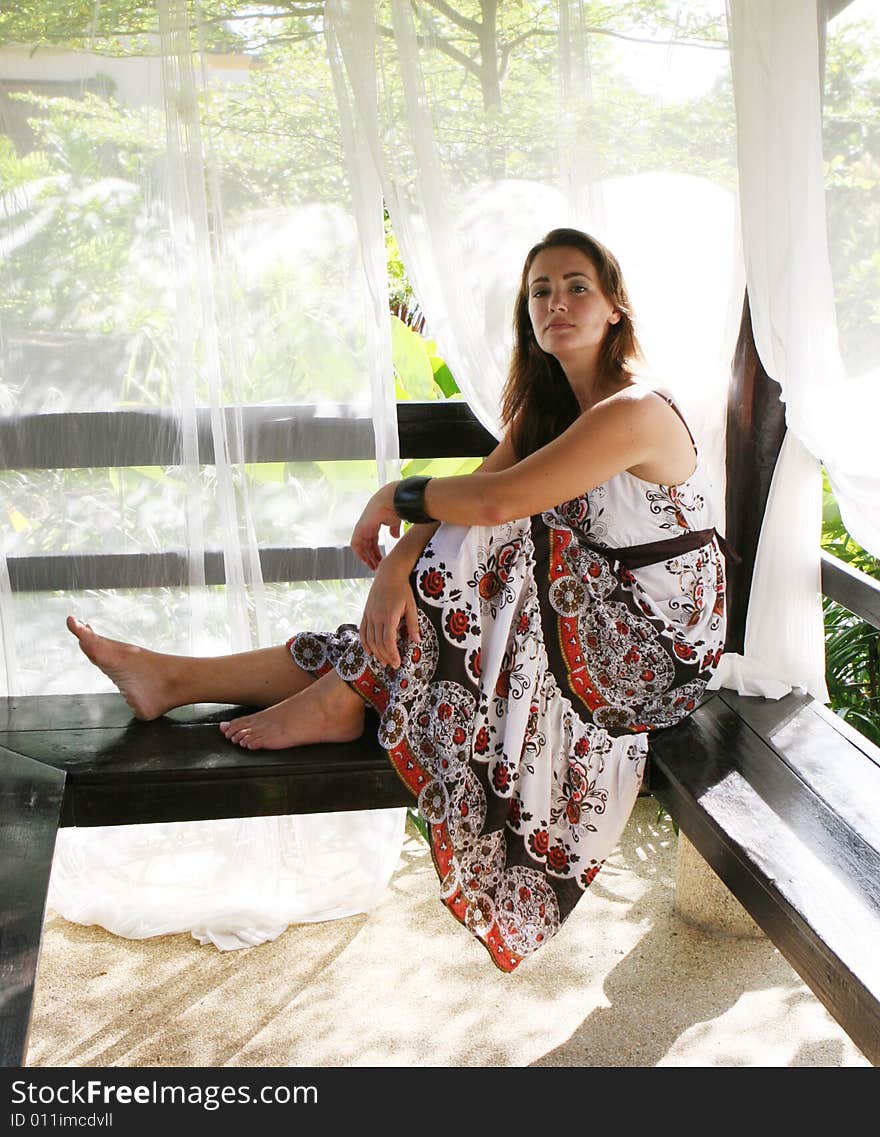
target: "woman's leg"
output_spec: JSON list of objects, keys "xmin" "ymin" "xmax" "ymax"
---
[
  {"xmin": 67, "ymin": 616, "xmax": 315, "ymax": 720},
  {"xmin": 219, "ymin": 670, "xmax": 366, "ymax": 751}
]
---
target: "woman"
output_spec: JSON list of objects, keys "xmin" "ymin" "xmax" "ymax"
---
[{"xmin": 68, "ymin": 228, "xmax": 726, "ymax": 970}]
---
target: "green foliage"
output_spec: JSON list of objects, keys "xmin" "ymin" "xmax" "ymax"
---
[
  {"xmin": 385, "ymin": 213, "xmax": 413, "ymax": 313},
  {"xmin": 0, "ymin": 0, "xmax": 742, "ymax": 371},
  {"xmin": 391, "ymin": 315, "xmax": 436, "ymax": 400},
  {"xmin": 0, "ymin": 89, "xmax": 167, "ymax": 338},
  {"xmin": 391, "ymin": 315, "xmax": 460, "ymax": 402},
  {"xmin": 821, "ymin": 473, "xmax": 880, "ymax": 746},
  {"xmin": 407, "ymin": 807, "xmax": 430, "ymax": 844},
  {"xmin": 0, "ymin": 2, "xmax": 321, "ymax": 53},
  {"xmin": 380, "ymin": 0, "xmax": 734, "ymax": 190}
]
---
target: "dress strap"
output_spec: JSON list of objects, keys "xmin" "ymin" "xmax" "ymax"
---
[
  {"xmin": 581, "ymin": 527, "xmax": 740, "ymax": 570},
  {"xmin": 654, "ymin": 390, "xmax": 698, "ymax": 455}
]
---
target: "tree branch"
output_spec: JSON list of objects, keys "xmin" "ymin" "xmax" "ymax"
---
[
  {"xmin": 419, "ymin": 0, "xmax": 482, "ymax": 38},
  {"xmin": 210, "ymin": 7, "xmax": 325, "ymax": 18},
  {"xmin": 377, "ymin": 23, "xmax": 480, "ymax": 80},
  {"xmin": 498, "ymin": 26, "xmax": 551, "ymax": 80},
  {"xmin": 584, "ymin": 26, "xmax": 728, "ymax": 50}
]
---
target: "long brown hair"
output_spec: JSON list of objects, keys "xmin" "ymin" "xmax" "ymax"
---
[{"xmin": 500, "ymin": 228, "xmax": 643, "ymax": 458}]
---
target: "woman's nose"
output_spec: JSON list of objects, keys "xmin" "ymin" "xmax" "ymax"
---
[{"xmin": 550, "ymin": 294, "xmax": 567, "ymax": 311}]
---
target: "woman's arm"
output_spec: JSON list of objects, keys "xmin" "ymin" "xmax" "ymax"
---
[
  {"xmin": 423, "ymin": 391, "xmax": 691, "ymax": 523},
  {"xmin": 355, "ymin": 430, "xmax": 519, "ymax": 667},
  {"xmin": 353, "ymin": 428, "xmax": 521, "ymax": 572},
  {"xmin": 351, "ymin": 390, "xmax": 690, "ymax": 561}
]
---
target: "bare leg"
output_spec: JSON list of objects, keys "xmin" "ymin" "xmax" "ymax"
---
[
  {"xmin": 219, "ymin": 670, "xmax": 366, "ymax": 750},
  {"xmin": 67, "ymin": 616, "xmax": 314, "ymax": 720}
]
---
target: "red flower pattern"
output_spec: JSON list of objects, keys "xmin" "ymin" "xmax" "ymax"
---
[
  {"xmin": 547, "ymin": 845, "xmax": 570, "ymax": 874},
  {"xmin": 445, "ymin": 609, "xmax": 469, "ymax": 641},
  {"xmin": 420, "ymin": 569, "xmax": 445, "ymax": 598},
  {"xmin": 478, "ymin": 571, "xmax": 502, "ymax": 600},
  {"xmin": 529, "ymin": 829, "xmax": 550, "ymax": 858},
  {"xmin": 581, "ymin": 863, "xmax": 603, "ymax": 888},
  {"xmin": 492, "ymin": 763, "xmax": 511, "ymax": 792}
]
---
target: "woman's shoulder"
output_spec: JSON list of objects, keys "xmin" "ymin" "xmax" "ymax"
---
[
  {"xmin": 593, "ymin": 379, "xmax": 699, "ymax": 486},
  {"xmin": 604, "ymin": 374, "xmax": 677, "ymax": 406},
  {"xmin": 594, "ymin": 378, "xmax": 685, "ymax": 429},
  {"xmin": 603, "ymin": 378, "xmax": 694, "ymax": 431}
]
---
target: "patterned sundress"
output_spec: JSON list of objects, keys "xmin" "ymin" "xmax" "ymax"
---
[{"xmin": 290, "ymin": 395, "xmax": 727, "ymax": 971}]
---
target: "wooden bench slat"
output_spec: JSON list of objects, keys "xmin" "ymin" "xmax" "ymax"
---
[
  {"xmin": 0, "ymin": 747, "xmax": 67, "ymax": 1069},
  {"xmin": 0, "ymin": 693, "xmax": 135, "ymax": 731},
  {"xmin": 717, "ymin": 689, "xmax": 880, "ymax": 853},
  {"xmin": 0, "ymin": 696, "xmax": 412, "ymax": 828},
  {"xmin": 650, "ymin": 692, "xmax": 880, "ymax": 1066}
]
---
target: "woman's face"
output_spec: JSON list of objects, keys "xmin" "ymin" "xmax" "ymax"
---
[{"xmin": 526, "ymin": 245, "xmax": 620, "ymax": 360}]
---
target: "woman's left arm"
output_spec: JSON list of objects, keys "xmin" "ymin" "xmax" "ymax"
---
[{"xmin": 351, "ymin": 393, "xmax": 668, "ymax": 559}]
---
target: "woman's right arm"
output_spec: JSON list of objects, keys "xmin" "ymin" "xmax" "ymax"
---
[{"xmin": 358, "ymin": 428, "xmax": 519, "ymax": 667}]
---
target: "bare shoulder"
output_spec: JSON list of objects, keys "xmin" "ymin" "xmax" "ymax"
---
[
  {"xmin": 607, "ymin": 383, "xmax": 697, "ymax": 484},
  {"xmin": 589, "ymin": 382, "xmax": 683, "ymax": 435}
]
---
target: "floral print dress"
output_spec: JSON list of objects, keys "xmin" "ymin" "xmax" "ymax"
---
[{"xmin": 290, "ymin": 396, "xmax": 727, "ymax": 971}]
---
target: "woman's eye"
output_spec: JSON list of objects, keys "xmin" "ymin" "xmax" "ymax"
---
[
  {"xmin": 570, "ymin": 284, "xmax": 587, "ymax": 293},
  {"xmin": 531, "ymin": 288, "xmax": 549, "ymax": 298}
]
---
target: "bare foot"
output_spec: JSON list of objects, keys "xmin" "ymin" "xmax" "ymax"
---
[
  {"xmin": 66, "ymin": 615, "xmax": 177, "ymax": 720},
  {"xmin": 220, "ymin": 673, "xmax": 365, "ymax": 750}
]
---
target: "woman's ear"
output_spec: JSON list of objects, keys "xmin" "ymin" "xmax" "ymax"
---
[{"xmin": 608, "ymin": 310, "xmax": 621, "ymax": 325}]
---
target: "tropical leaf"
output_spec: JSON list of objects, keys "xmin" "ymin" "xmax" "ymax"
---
[{"xmin": 821, "ymin": 471, "xmax": 880, "ymax": 746}]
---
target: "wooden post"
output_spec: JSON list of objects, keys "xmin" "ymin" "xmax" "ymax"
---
[
  {"xmin": 723, "ymin": 294, "xmax": 787, "ymax": 654},
  {"xmin": 674, "ymin": 296, "xmax": 786, "ymax": 931}
]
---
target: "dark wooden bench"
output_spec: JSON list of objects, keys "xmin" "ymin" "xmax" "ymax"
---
[
  {"xmin": 0, "ymin": 693, "xmax": 409, "ymax": 1070},
  {"xmin": 3, "ymin": 367, "xmax": 880, "ymax": 1067},
  {"xmin": 650, "ymin": 686, "xmax": 880, "ymax": 1065}
]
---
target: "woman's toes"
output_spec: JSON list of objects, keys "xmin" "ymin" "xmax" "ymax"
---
[{"xmin": 219, "ymin": 716, "xmax": 257, "ymax": 745}]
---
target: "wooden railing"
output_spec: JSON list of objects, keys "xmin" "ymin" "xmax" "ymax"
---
[
  {"xmin": 0, "ymin": 402, "xmax": 496, "ymax": 593},
  {"xmin": 821, "ymin": 551, "xmax": 880, "ymax": 631},
  {"xmin": 3, "ymin": 401, "xmax": 879, "ymax": 636}
]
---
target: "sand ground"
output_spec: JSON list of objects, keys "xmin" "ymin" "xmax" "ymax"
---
[{"xmin": 26, "ymin": 798, "xmax": 870, "ymax": 1068}]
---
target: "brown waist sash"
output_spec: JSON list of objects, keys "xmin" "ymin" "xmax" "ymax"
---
[{"xmin": 579, "ymin": 527, "xmax": 740, "ymax": 570}]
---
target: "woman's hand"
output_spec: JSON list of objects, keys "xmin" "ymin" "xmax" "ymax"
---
[
  {"xmin": 351, "ymin": 483, "xmax": 399, "ymax": 571},
  {"xmin": 359, "ymin": 557, "xmax": 420, "ymax": 669}
]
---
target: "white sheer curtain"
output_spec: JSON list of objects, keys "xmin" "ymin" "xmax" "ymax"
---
[
  {"xmin": 327, "ymin": 0, "xmax": 741, "ymax": 511},
  {"xmin": 713, "ymin": 0, "xmax": 880, "ymax": 700},
  {"xmin": 0, "ymin": 0, "xmax": 404, "ymax": 949}
]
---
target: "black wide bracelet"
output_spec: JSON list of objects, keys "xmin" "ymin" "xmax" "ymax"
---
[{"xmin": 393, "ymin": 475, "xmax": 435, "ymax": 525}]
